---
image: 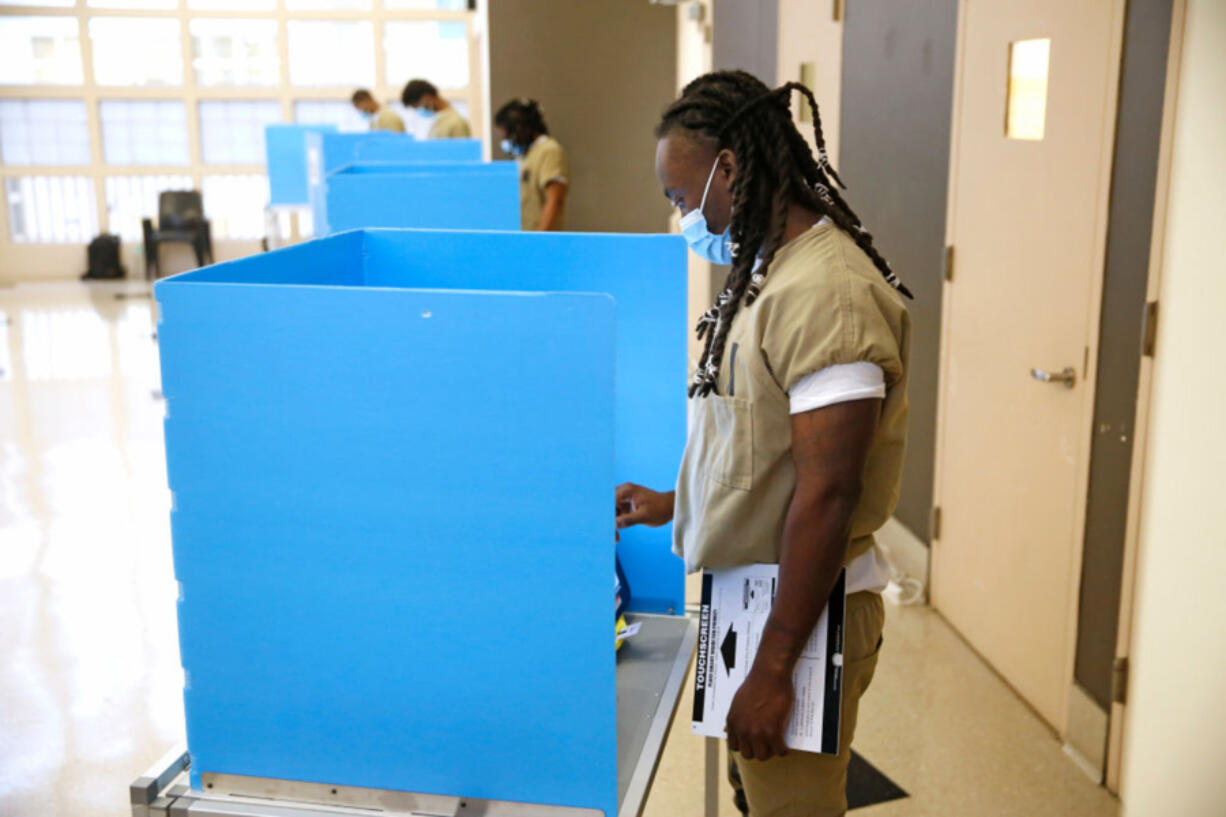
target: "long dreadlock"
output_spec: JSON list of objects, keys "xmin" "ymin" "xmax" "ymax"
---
[{"xmin": 657, "ymin": 70, "xmax": 912, "ymax": 398}]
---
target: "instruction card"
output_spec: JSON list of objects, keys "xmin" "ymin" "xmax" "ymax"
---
[{"xmin": 692, "ymin": 565, "xmax": 846, "ymax": 754}]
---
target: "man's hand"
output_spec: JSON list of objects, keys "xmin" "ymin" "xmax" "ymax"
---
[
  {"xmin": 615, "ymin": 483, "xmax": 675, "ymax": 529},
  {"xmin": 725, "ymin": 664, "xmax": 794, "ymax": 761}
]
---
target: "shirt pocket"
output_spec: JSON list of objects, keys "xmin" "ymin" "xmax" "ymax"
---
[{"xmin": 706, "ymin": 395, "xmax": 754, "ymax": 491}]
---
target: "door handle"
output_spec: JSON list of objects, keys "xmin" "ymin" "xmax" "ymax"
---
[{"xmin": 1030, "ymin": 366, "xmax": 1077, "ymax": 388}]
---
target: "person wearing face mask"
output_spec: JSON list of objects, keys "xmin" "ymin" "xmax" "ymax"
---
[
  {"xmin": 400, "ymin": 79, "xmax": 471, "ymax": 139},
  {"xmin": 494, "ymin": 98, "xmax": 568, "ymax": 231},
  {"xmin": 616, "ymin": 71, "xmax": 913, "ymax": 817},
  {"xmin": 350, "ymin": 89, "xmax": 405, "ymax": 133}
]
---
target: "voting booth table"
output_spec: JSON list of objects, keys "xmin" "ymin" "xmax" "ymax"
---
[
  {"xmin": 131, "ymin": 229, "xmax": 695, "ymax": 817},
  {"xmin": 313, "ymin": 162, "xmax": 520, "ymax": 236}
]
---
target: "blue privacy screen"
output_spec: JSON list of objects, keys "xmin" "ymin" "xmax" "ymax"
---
[
  {"xmin": 154, "ymin": 228, "xmax": 686, "ymax": 817},
  {"xmin": 316, "ymin": 161, "xmax": 520, "ymax": 235},
  {"xmin": 304, "ymin": 130, "xmax": 482, "ymax": 178},
  {"xmin": 265, "ymin": 124, "xmax": 337, "ymax": 206}
]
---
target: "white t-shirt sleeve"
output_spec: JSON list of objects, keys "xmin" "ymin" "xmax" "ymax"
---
[{"xmin": 788, "ymin": 361, "xmax": 886, "ymax": 415}]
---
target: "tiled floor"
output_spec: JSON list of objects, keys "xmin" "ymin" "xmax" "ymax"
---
[{"xmin": 0, "ymin": 281, "xmax": 1121, "ymax": 817}]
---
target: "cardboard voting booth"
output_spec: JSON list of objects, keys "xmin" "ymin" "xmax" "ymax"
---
[
  {"xmin": 265, "ymin": 124, "xmax": 338, "ymax": 206},
  {"xmin": 314, "ymin": 161, "xmax": 520, "ymax": 235},
  {"xmin": 154, "ymin": 228, "xmax": 687, "ymax": 817}
]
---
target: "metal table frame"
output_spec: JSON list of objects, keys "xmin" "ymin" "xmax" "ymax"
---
[{"xmin": 131, "ymin": 615, "xmax": 698, "ymax": 817}]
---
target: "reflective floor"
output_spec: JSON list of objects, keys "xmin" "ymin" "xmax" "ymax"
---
[
  {"xmin": 0, "ymin": 281, "xmax": 1120, "ymax": 817},
  {"xmin": 1, "ymin": 281, "xmax": 184, "ymax": 817}
]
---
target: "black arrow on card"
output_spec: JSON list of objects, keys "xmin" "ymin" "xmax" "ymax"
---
[{"xmin": 720, "ymin": 625, "xmax": 737, "ymax": 674}]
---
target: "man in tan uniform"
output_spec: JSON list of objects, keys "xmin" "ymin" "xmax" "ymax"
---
[
  {"xmin": 350, "ymin": 89, "xmax": 405, "ymax": 133},
  {"xmin": 400, "ymin": 79, "xmax": 472, "ymax": 139},
  {"xmin": 493, "ymin": 98, "xmax": 567, "ymax": 230},
  {"xmin": 617, "ymin": 71, "xmax": 912, "ymax": 817}
]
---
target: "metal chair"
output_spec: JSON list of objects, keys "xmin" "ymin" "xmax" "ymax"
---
[{"xmin": 142, "ymin": 191, "xmax": 214, "ymax": 280}]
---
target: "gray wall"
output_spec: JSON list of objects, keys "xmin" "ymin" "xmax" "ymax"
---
[
  {"xmin": 1075, "ymin": 0, "xmax": 1173, "ymax": 710},
  {"xmin": 839, "ymin": 0, "xmax": 958, "ymax": 542},
  {"xmin": 487, "ymin": 0, "xmax": 677, "ymax": 233},
  {"xmin": 713, "ymin": 0, "xmax": 778, "ymax": 85}
]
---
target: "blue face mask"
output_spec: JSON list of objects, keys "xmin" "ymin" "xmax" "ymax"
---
[
  {"xmin": 500, "ymin": 138, "xmax": 524, "ymax": 157},
  {"xmin": 679, "ymin": 156, "xmax": 733, "ymax": 265},
  {"xmin": 416, "ymin": 106, "xmax": 437, "ymax": 121}
]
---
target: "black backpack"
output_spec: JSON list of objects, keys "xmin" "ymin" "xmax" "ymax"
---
[{"xmin": 82, "ymin": 234, "xmax": 125, "ymax": 280}]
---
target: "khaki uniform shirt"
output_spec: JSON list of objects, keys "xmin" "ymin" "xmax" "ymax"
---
[
  {"xmin": 518, "ymin": 135, "xmax": 568, "ymax": 230},
  {"xmin": 427, "ymin": 108, "xmax": 472, "ymax": 139},
  {"xmin": 673, "ymin": 222, "xmax": 910, "ymax": 573},
  {"xmin": 373, "ymin": 107, "xmax": 406, "ymax": 133}
]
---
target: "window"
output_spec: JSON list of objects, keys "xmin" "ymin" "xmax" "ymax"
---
[
  {"xmin": 0, "ymin": 17, "xmax": 83, "ymax": 85},
  {"xmin": 385, "ymin": 0, "xmax": 468, "ymax": 8},
  {"xmin": 285, "ymin": 0, "xmax": 372, "ymax": 9},
  {"xmin": 90, "ymin": 17, "xmax": 182, "ymax": 86},
  {"xmin": 1006, "ymin": 39, "xmax": 1051, "ymax": 141},
  {"xmin": 287, "ymin": 21, "xmax": 375, "ymax": 87},
  {"xmin": 1, "ymin": 2, "xmax": 482, "ymax": 270},
  {"xmin": 104, "ymin": 174, "xmax": 194, "ymax": 241},
  {"xmin": 188, "ymin": 0, "xmax": 276, "ymax": 8},
  {"xmin": 87, "ymin": 0, "xmax": 178, "ymax": 8},
  {"xmin": 294, "ymin": 100, "xmax": 368, "ymax": 134},
  {"xmin": 0, "ymin": 100, "xmax": 91, "ymax": 166},
  {"xmin": 384, "ymin": 21, "xmax": 468, "ymax": 90},
  {"xmin": 203, "ymin": 174, "xmax": 269, "ymax": 239},
  {"xmin": 199, "ymin": 101, "xmax": 282, "ymax": 165},
  {"xmin": 100, "ymin": 100, "xmax": 190, "ymax": 165},
  {"xmin": 190, "ymin": 19, "xmax": 279, "ymax": 87},
  {"xmin": 4, "ymin": 176, "xmax": 98, "ymax": 243}
]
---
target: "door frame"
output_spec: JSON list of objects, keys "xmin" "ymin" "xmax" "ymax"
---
[
  {"xmin": 1104, "ymin": 0, "xmax": 1188, "ymax": 793},
  {"xmin": 931, "ymin": 0, "xmax": 1127, "ymax": 736}
]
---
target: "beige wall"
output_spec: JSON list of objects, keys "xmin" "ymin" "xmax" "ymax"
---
[
  {"xmin": 1120, "ymin": 0, "xmax": 1226, "ymax": 813},
  {"xmin": 486, "ymin": 0, "xmax": 676, "ymax": 235},
  {"xmin": 776, "ymin": 0, "xmax": 843, "ymax": 163}
]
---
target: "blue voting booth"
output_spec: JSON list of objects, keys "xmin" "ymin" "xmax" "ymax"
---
[
  {"xmin": 304, "ymin": 130, "xmax": 482, "ymax": 179},
  {"xmin": 265, "ymin": 124, "xmax": 337, "ymax": 206},
  {"xmin": 314, "ymin": 161, "xmax": 520, "ymax": 235},
  {"xmin": 154, "ymin": 229, "xmax": 687, "ymax": 817}
]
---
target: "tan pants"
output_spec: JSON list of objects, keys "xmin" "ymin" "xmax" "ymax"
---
[{"xmin": 728, "ymin": 591, "xmax": 886, "ymax": 817}]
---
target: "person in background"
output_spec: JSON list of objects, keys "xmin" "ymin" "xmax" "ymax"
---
[
  {"xmin": 401, "ymin": 79, "xmax": 472, "ymax": 139},
  {"xmin": 350, "ymin": 89, "xmax": 405, "ymax": 133},
  {"xmin": 494, "ymin": 98, "xmax": 568, "ymax": 231},
  {"xmin": 617, "ymin": 70, "xmax": 912, "ymax": 817}
]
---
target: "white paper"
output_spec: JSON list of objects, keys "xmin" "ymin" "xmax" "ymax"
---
[
  {"xmin": 616, "ymin": 621, "xmax": 642, "ymax": 640},
  {"xmin": 690, "ymin": 564, "xmax": 846, "ymax": 754}
]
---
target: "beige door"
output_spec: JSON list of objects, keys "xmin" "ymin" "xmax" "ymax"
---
[{"xmin": 932, "ymin": 0, "xmax": 1124, "ymax": 731}]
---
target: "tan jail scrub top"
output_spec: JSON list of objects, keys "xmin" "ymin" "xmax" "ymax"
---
[
  {"xmin": 373, "ymin": 107, "xmax": 406, "ymax": 133},
  {"xmin": 518, "ymin": 135, "xmax": 568, "ymax": 230},
  {"xmin": 673, "ymin": 221, "xmax": 910, "ymax": 573},
  {"xmin": 428, "ymin": 107, "xmax": 472, "ymax": 139}
]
